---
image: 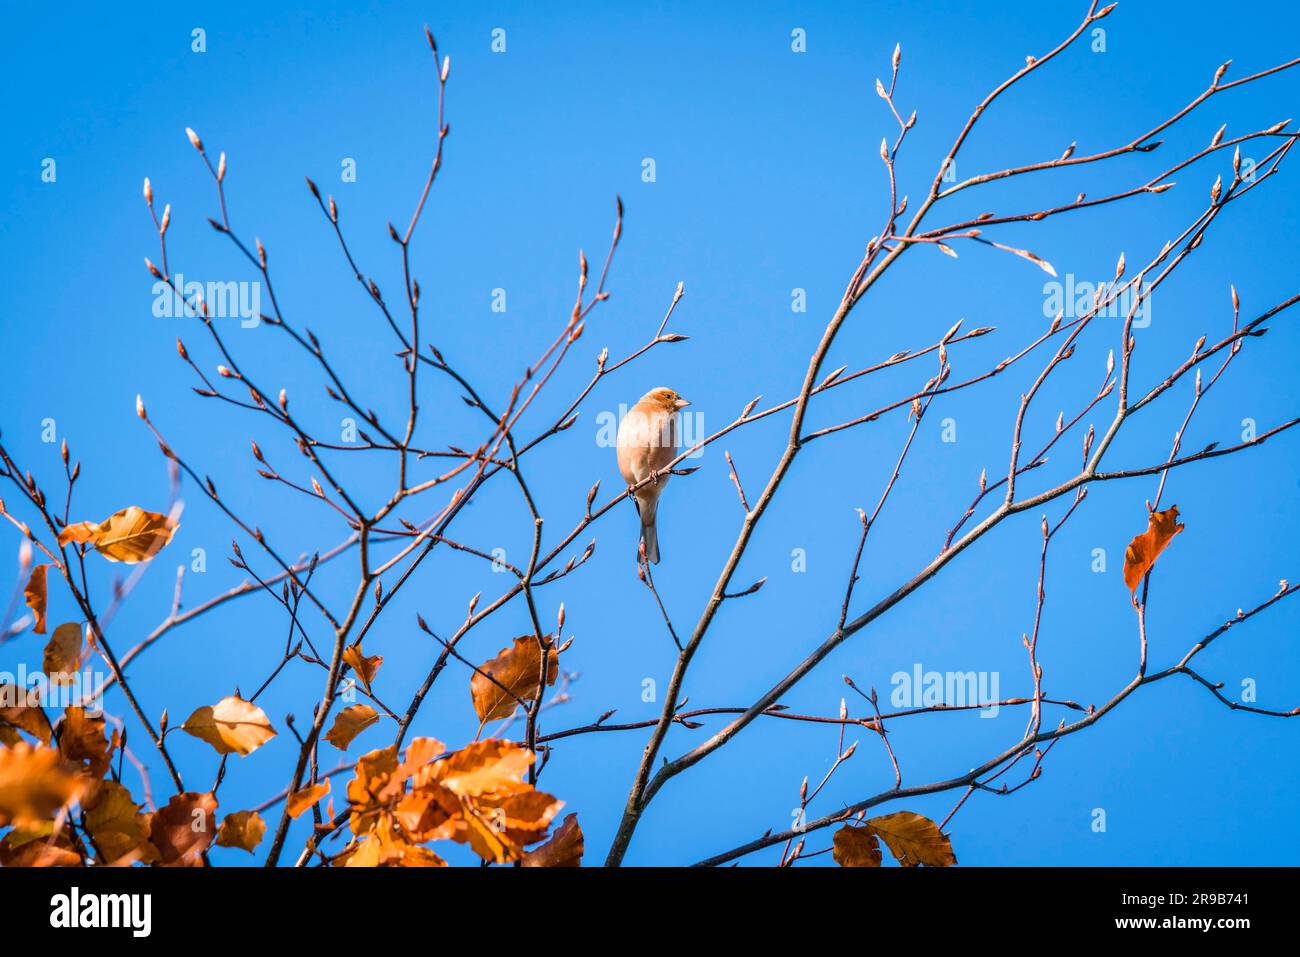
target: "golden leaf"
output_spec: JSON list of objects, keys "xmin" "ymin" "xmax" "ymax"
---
[
  {"xmin": 57, "ymin": 706, "xmax": 113, "ymax": 781},
  {"xmin": 286, "ymin": 781, "xmax": 331, "ymax": 819},
  {"xmin": 483, "ymin": 786, "xmax": 563, "ymax": 846},
  {"xmin": 23, "ymin": 563, "xmax": 50, "ymax": 635},
  {"xmin": 346, "ymin": 746, "xmax": 404, "ymax": 837},
  {"xmin": 181, "ymin": 695, "xmax": 276, "ymax": 756},
  {"xmin": 389, "ymin": 844, "xmax": 447, "ymax": 867},
  {"xmin": 149, "ymin": 791, "xmax": 217, "ymax": 866},
  {"xmin": 343, "ymin": 642, "xmax": 383, "ymax": 693},
  {"xmin": 397, "ymin": 736, "xmax": 446, "ymax": 784},
  {"xmin": 522, "ymin": 813, "xmax": 584, "ymax": 867},
  {"xmin": 0, "ymin": 685, "xmax": 53, "ymax": 744},
  {"xmin": 43, "ymin": 623, "xmax": 83, "ymax": 683},
  {"xmin": 431, "ymin": 738, "xmax": 533, "ymax": 798},
  {"xmin": 85, "ymin": 781, "xmax": 158, "ymax": 865},
  {"xmin": 471, "ymin": 635, "xmax": 559, "ymax": 723},
  {"xmin": 325, "ymin": 704, "xmax": 379, "ymax": 750},
  {"xmin": 0, "ymin": 829, "xmax": 80, "ymax": 867},
  {"xmin": 833, "ymin": 824, "xmax": 882, "ymax": 867},
  {"xmin": 216, "ymin": 810, "xmax": 267, "ymax": 853},
  {"xmin": 866, "ymin": 811, "xmax": 957, "ymax": 867},
  {"xmin": 57, "ymin": 522, "xmax": 98, "ymax": 546},
  {"xmin": 394, "ymin": 787, "xmax": 456, "ymax": 842},
  {"xmin": 340, "ymin": 835, "xmax": 384, "ymax": 867},
  {"xmin": 1123, "ymin": 505, "xmax": 1185, "ymax": 594},
  {"xmin": 58, "ymin": 506, "xmax": 178, "ymax": 564},
  {"xmin": 0, "ymin": 743, "xmax": 84, "ymax": 830}
]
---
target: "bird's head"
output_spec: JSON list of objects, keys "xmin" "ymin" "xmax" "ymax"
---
[{"xmin": 642, "ymin": 387, "xmax": 691, "ymax": 412}]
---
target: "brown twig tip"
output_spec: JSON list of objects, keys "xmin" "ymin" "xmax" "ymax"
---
[
  {"xmin": 142, "ymin": 177, "xmax": 153, "ymax": 206},
  {"xmin": 185, "ymin": 127, "xmax": 203, "ymax": 152}
]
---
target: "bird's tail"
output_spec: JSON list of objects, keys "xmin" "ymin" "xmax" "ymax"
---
[{"xmin": 639, "ymin": 497, "xmax": 661, "ymax": 564}]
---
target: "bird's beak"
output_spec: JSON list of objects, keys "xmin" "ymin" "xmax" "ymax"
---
[{"xmin": 674, "ymin": 397, "xmax": 691, "ymax": 409}]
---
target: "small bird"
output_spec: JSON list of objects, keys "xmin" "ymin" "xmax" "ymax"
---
[{"xmin": 616, "ymin": 386, "xmax": 690, "ymax": 564}]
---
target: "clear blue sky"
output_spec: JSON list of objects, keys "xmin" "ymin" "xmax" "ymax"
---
[{"xmin": 2, "ymin": 0, "xmax": 1298, "ymax": 866}]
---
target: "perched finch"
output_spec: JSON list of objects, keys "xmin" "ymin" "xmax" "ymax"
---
[{"xmin": 616, "ymin": 386, "xmax": 690, "ymax": 564}]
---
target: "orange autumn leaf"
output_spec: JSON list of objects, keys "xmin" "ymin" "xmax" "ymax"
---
[
  {"xmin": 833, "ymin": 824, "xmax": 883, "ymax": 867},
  {"xmin": 43, "ymin": 623, "xmax": 83, "ymax": 683},
  {"xmin": 149, "ymin": 791, "xmax": 218, "ymax": 866},
  {"xmin": 340, "ymin": 834, "xmax": 384, "ymax": 867},
  {"xmin": 181, "ymin": 695, "xmax": 276, "ymax": 756},
  {"xmin": 0, "ymin": 829, "xmax": 80, "ymax": 867},
  {"xmin": 343, "ymin": 643, "xmax": 383, "ymax": 693},
  {"xmin": 216, "ymin": 810, "xmax": 267, "ymax": 853},
  {"xmin": 397, "ymin": 736, "xmax": 446, "ymax": 783},
  {"xmin": 482, "ymin": 786, "xmax": 564, "ymax": 847},
  {"xmin": 286, "ymin": 781, "xmax": 331, "ymax": 819},
  {"xmin": 423, "ymin": 740, "xmax": 560, "ymax": 863},
  {"xmin": 58, "ymin": 506, "xmax": 179, "ymax": 564},
  {"xmin": 866, "ymin": 811, "xmax": 957, "ymax": 867},
  {"xmin": 0, "ymin": 743, "xmax": 85, "ymax": 830},
  {"xmin": 394, "ymin": 787, "xmax": 457, "ymax": 842},
  {"xmin": 57, "ymin": 706, "xmax": 114, "ymax": 781},
  {"xmin": 456, "ymin": 796, "xmax": 524, "ymax": 864},
  {"xmin": 84, "ymin": 781, "xmax": 158, "ymax": 865},
  {"xmin": 431, "ymin": 738, "xmax": 534, "ymax": 798},
  {"xmin": 522, "ymin": 813, "xmax": 584, "ymax": 867},
  {"xmin": 56, "ymin": 522, "xmax": 99, "ymax": 547},
  {"xmin": 471, "ymin": 635, "xmax": 559, "ymax": 723},
  {"xmin": 389, "ymin": 844, "xmax": 448, "ymax": 867},
  {"xmin": 23, "ymin": 563, "xmax": 50, "ymax": 635},
  {"xmin": 325, "ymin": 704, "xmax": 379, "ymax": 750},
  {"xmin": 1123, "ymin": 505, "xmax": 1186, "ymax": 594},
  {"xmin": 0, "ymin": 685, "xmax": 53, "ymax": 744}
]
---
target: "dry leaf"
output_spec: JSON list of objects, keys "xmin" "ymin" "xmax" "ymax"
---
[
  {"xmin": 85, "ymin": 781, "xmax": 158, "ymax": 865},
  {"xmin": 0, "ymin": 829, "xmax": 80, "ymax": 867},
  {"xmin": 325, "ymin": 704, "xmax": 379, "ymax": 750},
  {"xmin": 216, "ymin": 810, "xmax": 267, "ymax": 853},
  {"xmin": 432, "ymin": 739, "xmax": 533, "ymax": 798},
  {"xmin": 181, "ymin": 695, "xmax": 276, "ymax": 756},
  {"xmin": 389, "ymin": 844, "xmax": 448, "ymax": 867},
  {"xmin": 150, "ymin": 791, "xmax": 218, "ymax": 866},
  {"xmin": 56, "ymin": 522, "xmax": 98, "ymax": 546},
  {"xmin": 286, "ymin": 781, "xmax": 331, "ymax": 819},
  {"xmin": 522, "ymin": 813, "xmax": 584, "ymax": 867},
  {"xmin": 456, "ymin": 797, "xmax": 522, "ymax": 864},
  {"xmin": 481, "ymin": 786, "xmax": 563, "ymax": 847},
  {"xmin": 343, "ymin": 643, "xmax": 383, "ymax": 693},
  {"xmin": 43, "ymin": 623, "xmax": 83, "ymax": 683},
  {"xmin": 58, "ymin": 506, "xmax": 178, "ymax": 564},
  {"xmin": 23, "ymin": 563, "xmax": 50, "ymax": 634},
  {"xmin": 471, "ymin": 635, "xmax": 559, "ymax": 723},
  {"xmin": 0, "ymin": 685, "xmax": 53, "ymax": 744},
  {"xmin": 0, "ymin": 743, "xmax": 84, "ymax": 829},
  {"xmin": 833, "ymin": 823, "xmax": 883, "ymax": 867},
  {"xmin": 57, "ymin": 706, "xmax": 113, "ymax": 781},
  {"xmin": 867, "ymin": 811, "xmax": 957, "ymax": 867},
  {"xmin": 1123, "ymin": 505, "xmax": 1185, "ymax": 594}
]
